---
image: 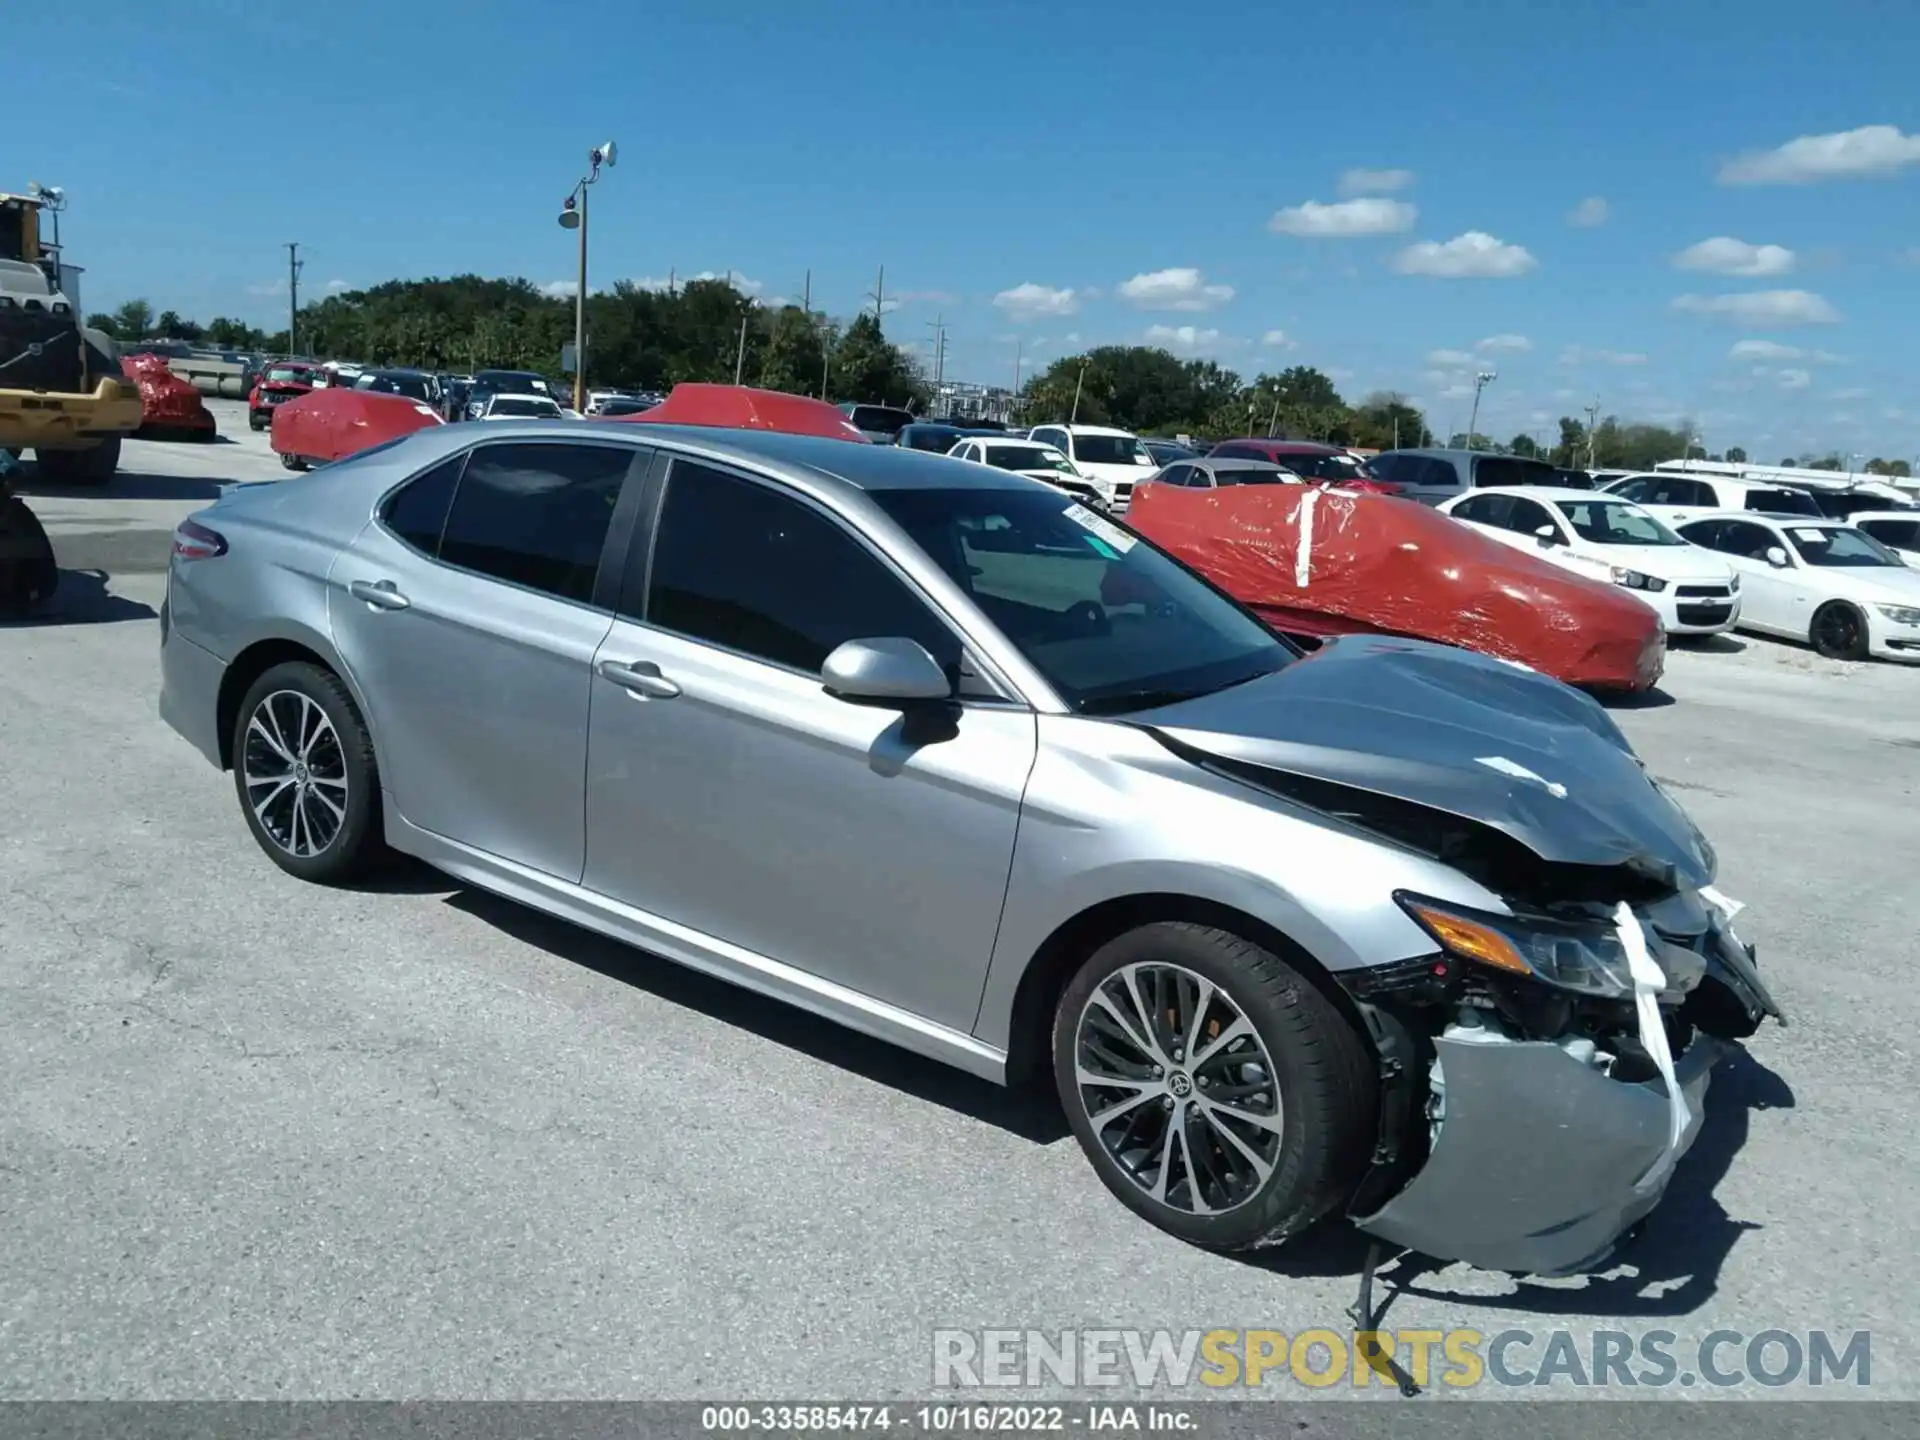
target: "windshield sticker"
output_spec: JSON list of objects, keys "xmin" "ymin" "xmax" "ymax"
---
[
  {"xmin": 1062, "ymin": 502, "xmax": 1136, "ymax": 553},
  {"xmin": 1791, "ymin": 527, "xmax": 1827, "ymax": 542}
]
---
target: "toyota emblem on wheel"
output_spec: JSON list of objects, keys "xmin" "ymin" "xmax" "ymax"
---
[{"xmin": 1168, "ymin": 1071, "xmax": 1193, "ymax": 1098}]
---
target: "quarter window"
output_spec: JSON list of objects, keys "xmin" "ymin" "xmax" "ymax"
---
[
  {"xmin": 641, "ymin": 461, "xmax": 961, "ymax": 677},
  {"xmin": 380, "ymin": 454, "xmax": 464, "ymax": 554},
  {"xmin": 436, "ymin": 442, "xmax": 631, "ymax": 604}
]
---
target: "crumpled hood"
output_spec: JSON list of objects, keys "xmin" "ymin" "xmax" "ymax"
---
[{"xmin": 1138, "ymin": 633, "xmax": 1713, "ymax": 887}]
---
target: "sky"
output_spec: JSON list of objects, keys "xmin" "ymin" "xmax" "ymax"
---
[{"xmin": 15, "ymin": 0, "xmax": 1920, "ymax": 460}]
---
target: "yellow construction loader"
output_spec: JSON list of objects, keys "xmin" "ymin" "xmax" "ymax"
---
[{"xmin": 0, "ymin": 185, "xmax": 143, "ymax": 485}]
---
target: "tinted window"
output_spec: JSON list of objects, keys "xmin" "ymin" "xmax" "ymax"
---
[
  {"xmin": 1706, "ymin": 521, "xmax": 1781, "ymax": 560},
  {"xmin": 985, "ymin": 445, "xmax": 1073, "ymax": 474},
  {"xmin": 1284, "ymin": 451, "xmax": 1375, "ymax": 482},
  {"xmin": 1210, "ymin": 442, "xmax": 1261, "ymax": 461},
  {"xmin": 1422, "ymin": 457, "xmax": 1465, "ymax": 487},
  {"xmin": 438, "ymin": 442, "xmax": 630, "ymax": 603},
  {"xmin": 490, "ymin": 396, "xmax": 563, "ymax": 418},
  {"xmin": 1746, "ymin": 487, "xmax": 1822, "ymax": 517},
  {"xmin": 872, "ymin": 487, "xmax": 1293, "ymax": 714},
  {"xmin": 1860, "ymin": 519, "xmax": 1920, "ymax": 550},
  {"xmin": 1368, "ymin": 454, "xmax": 1404, "ymax": 481},
  {"xmin": 1158, "ymin": 464, "xmax": 1197, "ymax": 488},
  {"xmin": 380, "ymin": 455, "xmax": 464, "ymax": 554},
  {"xmin": 1073, "ymin": 434, "xmax": 1152, "ymax": 466},
  {"xmin": 1214, "ymin": 465, "xmax": 1294, "ymax": 487},
  {"xmin": 1473, "ymin": 456, "xmax": 1558, "ymax": 489},
  {"xmin": 1503, "ymin": 498, "xmax": 1558, "ymax": 537},
  {"xmin": 849, "ymin": 406, "xmax": 915, "ymax": 436},
  {"xmin": 1610, "ymin": 477, "xmax": 1656, "ymax": 502},
  {"xmin": 644, "ymin": 462, "xmax": 960, "ymax": 676},
  {"xmin": 1450, "ymin": 494, "xmax": 1503, "ymax": 525},
  {"xmin": 1651, "ymin": 477, "xmax": 1711, "ymax": 506}
]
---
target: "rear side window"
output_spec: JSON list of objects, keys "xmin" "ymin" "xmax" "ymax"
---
[
  {"xmin": 1746, "ymin": 488, "xmax": 1821, "ymax": 516},
  {"xmin": 1860, "ymin": 519, "xmax": 1920, "ymax": 549},
  {"xmin": 380, "ymin": 454, "xmax": 465, "ymax": 554},
  {"xmin": 641, "ymin": 460, "xmax": 960, "ymax": 677},
  {"xmin": 437, "ymin": 442, "xmax": 631, "ymax": 603},
  {"xmin": 1472, "ymin": 456, "xmax": 1556, "ymax": 488}
]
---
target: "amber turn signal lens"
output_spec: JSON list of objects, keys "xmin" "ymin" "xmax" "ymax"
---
[{"xmin": 1404, "ymin": 902, "xmax": 1533, "ymax": 977}]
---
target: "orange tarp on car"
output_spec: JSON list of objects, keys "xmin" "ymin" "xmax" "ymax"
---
[
  {"xmin": 271, "ymin": 387, "xmax": 444, "ymax": 464},
  {"xmin": 1127, "ymin": 481, "xmax": 1665, "ymax": 690},
  {"xmin": 604, "ymin": 383, "xmax": 870, "ymax": 442}
]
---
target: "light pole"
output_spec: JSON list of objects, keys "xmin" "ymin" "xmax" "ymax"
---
[
  {"xmin": 1467, "ymin": 371, "xmax": 1496, "ymax": 449},
  {"xmin": 557, "ymin": 140, "xmax": 616, "ymax": 412}
]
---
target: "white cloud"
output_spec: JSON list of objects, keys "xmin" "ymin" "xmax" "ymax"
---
[
  {"xmin": 1674, "ymin": 237, "xmax": 1796, "ymax": 277},
  {"xmin": 1566, "ymin": 196, "xmax": 1610, "ymax": 227},
  {"xmin": 1560, "ymin": 346, "xmax": 1649, "ymax": 366},
  {"xmin": 1062, "ymin": 331, "xmax": 1082, "ymax": 345},
  {"xmin": 627, "ymin": 271, "xmax": 763, "ymax": 295},
  {"xmin": 1392, "ymin": 232, "xmax": 1537, "ymax": 278},
  {"xmin": 1426, "ymin": 348, "xmax": 1477, "ymax": 368},
  {"xmin": 1258, "ymin": 329, "xmax": 1299, "ymax": 349},
  {"xmin": 324, "ymin": 278, "xmax": 350, "ymax": 294},
  {"xmin": 1337, "ymin": 167, "xmax": 1414, "ymax": 197},
  {"xmin": 1672, "ymin": 289, "xmax": 1840, "ymax": 326},
  {"xmin": 1476, "ymin": 333, "xmax": 1532, "ymax": 353},
  {"xmin": 1830, "ymin": 386, "xmax": 1871, "ymax": 401},
  {"xmin": 540, "ymin": 280, "xmax": 579, "ymax": 299},
  {"xmin": 1728, "ymin": 339, "xmax": 1803, "ymax": 361},
  {"xmin": 1719, "ymin": 124, "xmax": 1920, "ymax": 184},
  {"xmin": 1268, "ymin": 197, "xmax": 1416, "ymax": 237},
  {"xmin": 1144, "ymin": 324, "xmax": 1224, "ymax": 352},
  {"xmin": 1116, "ymin": 267, "xmax": 1235, "ymax": 312},
  {"xmin": 993, "ymin": 282, "xmax": 1078, "ymax": 319},
  {"xmin": 1775, "ymin": 368, "xmax": 1813, "ymax": 391}
]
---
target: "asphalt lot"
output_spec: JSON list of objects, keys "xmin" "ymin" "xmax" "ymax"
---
[{"xmin": 2, "ymin": 401, "xmax": 1917, "ymax": 1404}]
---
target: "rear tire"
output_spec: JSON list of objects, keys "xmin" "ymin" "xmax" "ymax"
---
[
  {"xmin": 0, "ymin": 493, "xmax": 58, "ymax": 614},
  {"xmin": 230, "ymin": 661, "xmax": 385, "ymax": 885},
  {"xmin": 33, "ymin": 436, "xmax": 120, "ymax": 487},
  {"xmin": 249, "ymin": 413, "xmax": 267, "ymax": 432},
  {"xmin": 1810, "ymin": 600, "xmax": 1869, "ymax": 661},
  {"xmin": 280, "ymin": 452, "xmax": 308, "ymax": 471},
  {"xmin": 1053, "ymin": 922, "xmax": 1376, "ymax": 1251}
]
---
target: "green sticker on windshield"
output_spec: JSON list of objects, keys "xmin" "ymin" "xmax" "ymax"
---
[{"xmin": 1083, "ymin": 536, "xmax": 1121, "ymax": 560}]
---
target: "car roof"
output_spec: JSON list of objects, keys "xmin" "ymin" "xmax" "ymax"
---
[
  {"xmin": 1215, "ymin": 438, "xmax": 1340, "ymax": 454},
  {"xmin": 978, "ymin": 434, "xmax": 1054, "ymax": 446},
  {"xmin": 1849, "ymin": 509, "xmax": 1920, "ymax": 522},
  {"xmin": 1200, "ymin": 457, "xmax": 1293, "ymax": 470},
  {"xmin": 1046, "ymin": 423, "xmax": 1136, "ymax": 437},
  {"xmin": 1677, "ymin": 510, "xmax": 1840, "ymax": 528},
  {"xmin": 1456, "ymin": 484, "xmax": 1638, "ymax": 503}
]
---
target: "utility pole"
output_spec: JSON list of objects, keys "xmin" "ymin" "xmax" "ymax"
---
[
  {"xmin": 926, "ymin": 314, "xmax": 947, "ymax": 413},
  {"xmin": 1012, "ymin": 339, "xmax": 1023, "ymax": 398},
  {"xmin": 734, "ymin": 312, "xmax": 749, "ymax": 385},
  {"xmin": 1266, "ymin": 392, "xmax": 1282, "ymax": 438},
  {"xmin": 285, "ymin": 242, "xmax": 303, "ymax": 356},
  {"xmin": 802, "ymin": 269, "xmax": 811, "ymax": 316},
  {"xmin": 866, "ymin": 265, "xmax": 886, "ymax": 322},
  {"xmin": 1584, "ymin": 399, "xmax": 1601, "ymax": 470},
  {"xmin": 1070, "ymin": 360, "xmax": 1089, "ymax": 424},
  {"xmin": 1467, "ymin": 371, "xmax": 1497, "ymax": 450}
]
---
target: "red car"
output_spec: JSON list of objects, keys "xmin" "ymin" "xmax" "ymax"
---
[
  {"xmin": 248, "ymin": 360, "xmax": 325, "ymax": 432},
  {"xmin": 1207, "ymin": 438, "xmax": 1398, "ymax": 495},
  {"xmin": 1127, "ymin": 480, "xmax": 1666, "ymax": 692},
  {"xmin": 271, "ymin": 387, "xmax": 444, "ymax": 470},
  {"xmin": 122, "ymin": 353, "xmax": 217, "ymax": 441}
]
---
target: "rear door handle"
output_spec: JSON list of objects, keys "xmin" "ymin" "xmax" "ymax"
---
[
  {"xmin": 597, "ymin": 658, "xmax": 681, "ymax": 699},
  {"xmin": 348, "ymin": 579, "xmax": 411, "ymax": 611}
]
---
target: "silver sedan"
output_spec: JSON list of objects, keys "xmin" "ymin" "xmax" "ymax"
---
[{"xmin": 158, "ymin": 420, "xmax": 1776, "ymax": 1277}]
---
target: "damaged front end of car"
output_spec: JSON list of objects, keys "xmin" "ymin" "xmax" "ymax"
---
[{"xmin": 1142, "ymin": 636, "xmax": 1784, "ymax": 1280}]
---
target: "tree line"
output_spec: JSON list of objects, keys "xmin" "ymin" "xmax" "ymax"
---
[{"xmin": 88, "ymin": 277, "xmax": 1908, "ymax": 474}]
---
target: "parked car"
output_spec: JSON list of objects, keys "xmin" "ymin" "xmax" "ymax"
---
[
  {"xmin": 247, "ymin": 360, "xmax": 325, "ymax": 431},
  {"xmin": 944, "ymin": 435, "xmax": 1083, "ymax": 489},
  {"xmin": 1146, "ymin": 458, "xmax": 1302, "ymax": 490},
  {"xmin": 897, "ymin": 422, "xmax": 1002, "ymax": 454},
  {"xmin": 1849, "ymin": 511, "xmax": 1920, "ymax": 563},
  {"xmin": 1366, "ymin": 448, "xmax": 1561, "ymax": 505},
  {"xmin": 1552, "ymin": 468, "xmax": 1597, "ymax": 490},
  {"xmin": 270, "ymin": 387, "xmax": 444, "ymax": 471},
  {"xmin": 1676, "ymin": 513, "xmax": 1920, "ymax": 661},
  {"xmin": 1208, "ymin": 440, "xmax": 1391, "ymax": 493},
  {"xmin": 1601, "ymin": 473, "xmax": 1823, "ymax": 527},
  {"xmin": 1144, "ymin": 439, "xmax": 1200, "ymax": 467},
  {"xmin": 1438, "ymin": 488, "xmax": 1740, "ymax": 636},
  {"xmin": 471, "ymin": 369, "xmax": 554, "ymax": 399},
  {"xmin": 157, "ymin": 422, "xmax": 1775, "ymax": 1277},
  {"xmin": 474, "ymin": 392, "xmax": 566, "ymax": 421},
  {"xmin": 354, "ymin": 368, "xmax": 440, "ymax": 406},
  {"xmin": 1024, "ymin": 423, "xmax": 1157, "ymax": 513},
  {"xmin": 593, "ymin": 396, "xmax": 656, "ymax": 419},
  {"xmin": 838, "ymin": 403, "xmax": 917, "ymax": 445},
  {"xmin": 1792, "ymin": 488, "xmax": 1920, "ymax": 521}
]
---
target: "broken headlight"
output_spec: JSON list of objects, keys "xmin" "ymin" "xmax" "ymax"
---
[{"xmin": 1397, "ymin": 895, "xmax": 1636, "ymax": 1000}]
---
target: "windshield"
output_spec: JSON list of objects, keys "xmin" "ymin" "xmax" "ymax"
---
[
  {"xmin": 850, "ymin": 406, "xmax": 915, "ymax": 435},
  {"xmin": 1746, "ymin": 488, "xmax": 1822, "ymax": 516},
  {"xmin": 870, "ymin": 486, "xmax": 1293, "ymax": 714},
  {"xmin": 491, "ymin": 396, "xmax": 561, "ymax": 417},
  {"xmin": 1073, "ymin": 434, "xmax": 1152, "ymax": 467},
  {"xmin": 477, "ymin": 372, "xmax": 549, "ymax": 396},
  {"xmin": 1782, "ymin": 524, "xmax": 1902, "ymax": 568},
  {"xmin": 371, "ymin": 375, "xmax": 432, "ymax": 400},
  {"xmin": 265, "ymin": 366, "xmax": 312, "ymax": 384},
  {"xmin": 986, "ymin": 445, "xmax": 1074, "ymax": 475},
  {"xmin": 1555, "ymin": 498, "xmax": 1687, "ymax": 546},
  {"xmin": 1285, "ymin": 451, "xmax": 1376, "ymax": 482}
]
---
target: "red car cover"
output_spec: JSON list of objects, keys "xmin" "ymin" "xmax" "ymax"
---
[
  {"xmin": 1127, "ymin": 482, "xmax": 1665, "ymax": 691},
  {"xmin": 604, "ymin": 383, "xmax": 870, "ymax": 442},
  {"xmin": 122, "ymin": 353, "xmax": 216, "ymax": 438},
  {"xmin": 271, "ymin": 387, "xmax": 444, "ymax": 464}
]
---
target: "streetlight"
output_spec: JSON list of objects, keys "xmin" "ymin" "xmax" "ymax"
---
[
  {"xmin": 1466, "ymin": 371, "xmax": 1496, "ymax": 449},
  {"xmin": 558, "ymin": 140, "xmax": 616, "ymax": 412}
]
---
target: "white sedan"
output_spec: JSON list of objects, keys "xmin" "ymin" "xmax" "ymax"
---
[
  {"xmin": 1437, "ymin": 486, "xmax": 1741, "ymax": 635},
  {"xmin": 1850, "ymin": 510, "xmax": 1920, "ymax": 564},
  {"xmin": 948, "ymin": 436, "xmax": 1092, "ymax": 497},
  {"xmin": 1676, "ymin": 512, "xmax": 1920, "ymax": 662},
  {"xmin": 475, "ymin": 393, "xmax": 566, "ymax": 422}
]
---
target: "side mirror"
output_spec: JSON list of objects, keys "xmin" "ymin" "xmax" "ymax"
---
[
  {"xmin": 821, "ymin": 637, "xmax": 953, "ymax": 706},
  {"xmin": 1765, "ymin": 546, "xmax": 1791, "ymax": 568},
  {"xmin": 1534, "ymin": 524, "xmax": 1560, "ymax": 545}
]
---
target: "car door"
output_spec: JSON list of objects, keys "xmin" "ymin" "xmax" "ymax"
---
[
  {"xmin": 1692, "ymin": 518, "xmax": 1800, "ymax": 634},
  {"xmin": 1647, "ymin": 476, "xmax": 1715, "ymax": 527},
  {"xmin": 1445, "ymin": 493, "xmax": 1517, "ymax": 545},
  {"xmin": 329, "ymin": 437, "xmax": 648, "ymax": 880},
  {"xmin": 580, "ymin": 456, "xmax": 1039, "ymax": 1033}
]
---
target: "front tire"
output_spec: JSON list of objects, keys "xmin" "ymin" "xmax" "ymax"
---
[
  {"xmin": 33, "ymin": 436, "xmax": 120, "ymax": 487},
  {"xmin": 230, "ymin": 661, "xmax": 384, "ymax": 884},
  {"xmin": 1053, "ymin": 922, "xmax": 1376, "ymax": 1251},
  {"xmin": 1810, "ymin": 601, "xmax": 1869, "ymax": 661},
  {"xmin": 280, "ymin": 451, "xmax": 308, "ymax": 471}
]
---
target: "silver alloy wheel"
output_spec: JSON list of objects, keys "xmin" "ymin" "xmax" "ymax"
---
[
  {"xmin": 241, "ymin": 689, "xmax": 348, "ymax": 858},
  {"xmin": 1074, "ymin": 962, "xmax": 1283, "ymax": 1216}
]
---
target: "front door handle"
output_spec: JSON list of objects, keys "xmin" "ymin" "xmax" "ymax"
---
[
  {"xmin": 597, "ymin": 658, "xmax": 681, "ymax": 699},
  {"xmin": 348, "ymin": 579, "xmax": 411, "ymax": 611}
]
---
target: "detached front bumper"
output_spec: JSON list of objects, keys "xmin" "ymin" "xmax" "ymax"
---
[{"xmin": 1354, "ymin": 1028, "xmax": 1728, "ymax": 1275}]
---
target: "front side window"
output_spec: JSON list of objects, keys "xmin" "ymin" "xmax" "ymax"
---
[
  {"xmin": 1503, "ymin": 498, "xmax": 1558, "ymax": 537},
  {"xmin": 1556, "ymin": 499, "xmax": 1686, "ymax": 546},
  {"xmin": 1610, "ymin": 477, "xmax": 1655, "ymax": 502},
  {"xmin": 871, "ymin": 486, "xmax": 1293, "ymax": 714},
  {"xmin": 1158, "ymin": 464, "xmax": 1196, "ymax": 488},
  {"xmin": 1706, "ymin": 521, "xmax": 1783, "ymax": 561},
  {"xmin": 642, "ymin": 461, "xmax": 961, "ymax": 677},
  {"xmin": 437, "ymin": 442, "xmax": 630, "ymax": 603},
  {"xmin": 1782, "ymin": 524, "xmax": 1901, "ymax": 568},
  {"xmin": 1072, "ymin": 434, "xmax": 1152, "ymax": 467},
  {"xmin": 1449, "ymin": 495, "xmax": 1497, "ymax": 524}
]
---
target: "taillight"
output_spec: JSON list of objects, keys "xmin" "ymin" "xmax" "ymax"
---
[{"xmin": 171, "ymin": 519, "xmax": 228, "ymax": 561}]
